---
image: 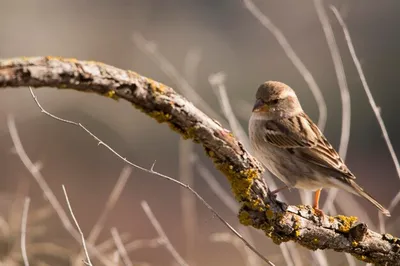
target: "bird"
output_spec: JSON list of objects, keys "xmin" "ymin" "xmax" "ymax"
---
[{"xmin": 248, "ymin": 80, "xmax": 390, "ymax": 217}]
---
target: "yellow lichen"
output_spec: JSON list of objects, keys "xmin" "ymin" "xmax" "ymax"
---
[
  {"xmin": 148, "ymin": 111, "xmax": 172, "ymax": 123},
  {"xmin": 238, "ymin": 210, "xmax": 252, "ymax": 226},
  {"xmin": 293, "ymin": 219, "xmax": 300, "ymax": 230},
  {"xmin": 45, "ymin": 56, "xmax": 78, "ymax": 63},
  {"xmin": 351, "ymin": 241, "xmax": 358, "ymax": 247},
  {"xmin": 351, "ymin": 253, "xmax": 371, "ymax": 263},
  {"xmin": 335, "ymin": 215, "xmax": 358, "ymax": 233},
  {"xmin": 146, "ymin": 77, "xmax": 167, "ymax": 94},
  {"xmin": 207, "ymin": 150, "xmax": 215, "ymax": 158},
  {"xmin": 104, "ymin": 90, "xmax": 119, "ymax": 101},
  {"xmin": 266, "ymin": 209, "xmax": 274, "ymax": 219}
]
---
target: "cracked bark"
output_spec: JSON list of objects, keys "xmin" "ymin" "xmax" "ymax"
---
[{"xmin": 0, "ymin": 56, "xmax": 398, "ymax": 265}]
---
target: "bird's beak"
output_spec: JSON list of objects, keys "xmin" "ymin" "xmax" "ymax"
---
[{"xmin": 252, "ymin": 99, "xmax": 268, "ymax": 112}]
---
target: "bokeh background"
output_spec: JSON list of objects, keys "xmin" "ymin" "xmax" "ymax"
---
[{"xmin": 1, "ymin": 0, "xmax": 400, "ymax": 265}]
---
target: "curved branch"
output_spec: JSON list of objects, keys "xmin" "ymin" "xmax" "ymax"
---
[{"xmin": 0, "ymin": 56, "xmax": 399, "ymax": 265}]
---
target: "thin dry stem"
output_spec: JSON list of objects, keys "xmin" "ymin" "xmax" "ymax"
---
[
  {"xmin": 21, "ymin": 197, "xmax": 30, "ymax": 266},
  {"xmin": 330, "ymin": 5, "xmax": 397, "ymax": 232},
  {"xmin": 7, "ymin": 115, "xmax": 114, "ymax": 266},
  {"xmin": 62, "ymin": 185, "xmax": 93, "ymax": 266},
  {"xmin": 124, "ymin": 238, "xmax": 162, "ymax": 253},
  {"xmin": 209, "ymin": 72, "xmax": 250, "ymax": 150},
  {"xmin": 331, "ymin": 6, "xmax": 400, "ymax": 186},
  {"xmin": 132, "ymin": 33, "xmax": 225, "ymax": 124},
  {"xmin": 88, "ymin": 166, "xmax": 132, "ymax": 243},
  {"xmin": 183, "ymin": 47, "xmax": 202, "ymax": 87},
  {"xmin": 193, "ymin": 155, "xmax": 238, "ymax": 212},
  {"xmin": 141, "ymin": 201, "xmax": 189, "ymax": 266},
  {"xmin": 180, "ymin": 48, "xmax": 200, "ymax": 265},
  {"xmin": 74, "ymin": 166, "xmax": 132, "ymax": 266},
  {"xmin": 314, "ymin": 1, "xmax": 352, "ymax": 221},
  {"xmin": 179, "ymin": 139, "xmax": 197, "ymax": 265},
  {"xmin": 112, "ymin": 251, "xmax": 120, "ymax": 265},
  {"xmin": 210, "ymin": 232, "xmax": 258, "ymax": 266},
  {"xmin": 111, "ymin": 227, "xmax": 133, "ymax": 266}
]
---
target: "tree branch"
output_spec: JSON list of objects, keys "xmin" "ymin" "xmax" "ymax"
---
[{"xmin": 1, "ymin": 56, "xmax": 399, "ymax": 265}]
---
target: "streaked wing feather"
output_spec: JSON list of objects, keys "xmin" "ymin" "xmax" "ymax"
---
[{"xmin": 263, "ymin": 113, "xmax": 355, "ymax": 179}]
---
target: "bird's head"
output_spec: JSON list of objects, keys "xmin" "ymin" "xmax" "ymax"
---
[{"xmin": 252, "ymin": 81, "xmax": 303, "ymax": 120}]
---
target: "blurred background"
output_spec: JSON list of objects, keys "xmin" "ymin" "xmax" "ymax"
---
[{"xmin": 1, "ymin": 0, "xmax": 400, "ymax": 265}]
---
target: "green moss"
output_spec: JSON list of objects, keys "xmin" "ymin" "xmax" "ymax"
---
[{"xmin": 335, "ymin": 215, "xmax": 358, "ymax": 233}]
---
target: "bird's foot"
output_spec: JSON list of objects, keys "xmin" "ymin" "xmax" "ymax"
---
[{"xmin": 312, "ymin": 206, "xmax": 325, "ymax": 217}]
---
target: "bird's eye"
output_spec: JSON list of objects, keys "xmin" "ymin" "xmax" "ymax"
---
[{"xmin": 270, "ymin": 99, "xmax": 279, "ymax": 105}]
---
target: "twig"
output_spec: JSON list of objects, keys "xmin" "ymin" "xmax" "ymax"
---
[
  {"xmin": 7, "ymin": 114, "xmax": 114, "ymax": 266},
  {"xmin": 125, "ymin": 238, "xmax": 162, "ymax": 253},
  {"xmin": 313, "ymin": 7, "xmax": 358, "ymax": 266},
  {"xmin": 62, "ymin": 185, "xmax": 93, "ymax": 266},
  {"xmin": 209, "ymin": 72, "xmax": 250, "ymax": 150},
  {"xmin": 74, "ymin": 166, "xmax": 132, "ymax": 266},
  {"xmin": 112, "ymin": 251, "xmax": 120, "ymax": 265},
  {"xmin": 193, "ymin": 155, "xmax": 238, "ymax": 212},
  {"xmin": 180, "ymin": 48, "xmax": 200, "ymax": 265},
  {"xmin": 111, "ymin": 227, "xmax": 133, "ymax": 266},
  {"xmin": 314, "ymin": 1, "xmax": 352, "ymax": 222},
  {"xmin": 88, "ymin": 166, "xmax": 132, "ymax": 243},
  {"xmin": 311, "ymin": 250, "xmax": 328, "ymax": 266},
  {"xmin": 141, "ymin": 201, "xmax": 188, "ymax": 266},
  {"xmin": 132, "ymin": 33, "xmax": 225, "ymax": 124},
  {"xmin": 21, "ymin": 197, "xmax": 30, "ymax": 266},
  {"xmin": 27, "ymin": 86, "xmax": 274, "ymax": 265},
  {"xmin": 179, "ymin": 139, "xmax": 197, "ymax": 265},
  {"xmin": 183, "ymin": 47, "xmax": 202, "ymax": 87},
  {"xmin": 210, "ymin": 232, "xmax": 258, "ymax": 266},
  {"xmin": 96, "ymin": 233, "xmax": 130, "ymax": 253},
  {"xmin": 330, "ymin": 5, "xmax": 397, "ymax": 231}
]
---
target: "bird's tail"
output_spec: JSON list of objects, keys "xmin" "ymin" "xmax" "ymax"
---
[{"xmin": 347, "ymin": 180, "xmax": 391, "ymax": 217}]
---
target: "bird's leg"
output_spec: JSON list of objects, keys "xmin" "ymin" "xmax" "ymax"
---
[
  {"xmin": 270, "ymin": 185, "xmax": 289, "ymax": 195},
  {"xmin": 313, "ymin": 188, "xmax": 325, "ymax": 216}
]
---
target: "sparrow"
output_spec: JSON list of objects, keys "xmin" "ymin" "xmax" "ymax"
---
[{"xmin": 248, "ymin": 81, "xmax": 390, "ymax": 217}]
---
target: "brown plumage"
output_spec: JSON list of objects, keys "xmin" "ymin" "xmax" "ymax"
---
[{"xmin": 249, "ymin": 81, "xmax": 390, "ymax": 216}]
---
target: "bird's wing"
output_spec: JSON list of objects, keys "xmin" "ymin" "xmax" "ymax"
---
[{"xmin": 263, "ymin": 113, "xmax": 355, "ymax": 179}]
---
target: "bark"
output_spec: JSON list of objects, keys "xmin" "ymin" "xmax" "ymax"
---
[{"xmin": 1, "ymin": 56, "xmax": 399, "ymax": 265}]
